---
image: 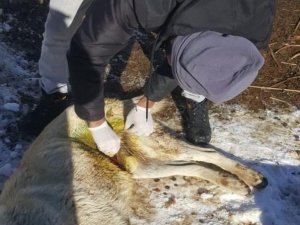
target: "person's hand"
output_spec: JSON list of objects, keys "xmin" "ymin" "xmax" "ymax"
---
[
  {"xmin": 89, "ymin": 121, "xmax": 120, "ymax": 157},
  {"xmin": 125, "ymin": 105, "xmax": 154, "ymax": 136}
]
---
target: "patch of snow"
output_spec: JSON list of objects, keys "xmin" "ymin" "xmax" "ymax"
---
[
  {"xmin": 200, "ymin": 193, "xmax": 214, "ymax": 200},
  {"xmin": 0, "ymin": 23, "xmax": 12, "ymax": 33},
  {"xmin": 231, "ymin": 208, "xmax": 261, "ymax": 225},
  {"xmin": 0, "ymin": 163, "xmax": 13, "ymax": 177},
  {"xmin": 3, "ymin": 102, "xmax": 20, "ymax": 112},
  {"xmin": 10, "ymin": 151, "xmax": 18, "ymax": 159},
  {"xmin": 219, "ymin": 193, "xmax": 245, "ymax": 202}
]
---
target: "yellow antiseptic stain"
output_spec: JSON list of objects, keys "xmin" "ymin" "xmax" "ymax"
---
[
  {"xmin": 71, "ymin": 124, "xmax": 97, "ymax": 150},
  {"xmin": 106, "ymin": 117, "xmax": 125, "ymax": 133},
  {"xmin": 123, "ymin": 155, "xmax": 138, "ymax": 173},
  {"xmin": 71, "ymin": 117, "xmax": 126, "ymax": 151},
  {"xmin": 70, "ymin": 116, "xmax": 144, "ymax": 173}
]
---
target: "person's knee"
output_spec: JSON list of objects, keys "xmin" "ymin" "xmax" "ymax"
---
[{"xmin": 43, "ymin": 10, "xmax": 74, "ymax": 41}]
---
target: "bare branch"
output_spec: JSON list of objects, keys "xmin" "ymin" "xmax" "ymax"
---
[
  {"xmin": 275, "ymin": 44, "xmax": 300, "ymax": 54},
  {"xmin": 288, "ymin": 52, "xmax": 300, "ymax": 61},
  {"xmin": 268, "ymin": 45, "xmax": 281, "ymax": 68},
  {"xmin": 271, "ymin": 76, "xmax": 300, "ymax": 87},
  {"xmin": 250, "ymin": 86, "xmax": 300, "ymax": 93}
]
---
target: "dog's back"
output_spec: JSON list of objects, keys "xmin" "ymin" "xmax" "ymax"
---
[
  {"xmin": 0, "ymin": 102, "xmax": 136, "ymax": 225},
  {"xmin": 0, "ymin": 98, "xmax": 266, "ymax": 224}
]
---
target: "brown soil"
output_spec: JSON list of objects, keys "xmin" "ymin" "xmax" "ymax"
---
[
  {"xmin": 3, "ymin": 0, "xmax": 300, "ymax": 110},
  {"xmin": 231, "ymin": 0, "xmax": 300, "ymax": 110}
]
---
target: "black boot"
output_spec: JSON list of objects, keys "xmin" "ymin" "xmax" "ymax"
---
[
  {"xmin": 183, "ymin": 98, "xmax": 211, "ymax": 145},
  {"xmin": 19, "ymin": 90, "xmax": 73, "ymax": 136}
]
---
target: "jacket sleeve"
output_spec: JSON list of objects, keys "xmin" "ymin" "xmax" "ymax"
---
[
  {"xmin": 144, "ymin": 58, "xmax": 178, "ymax": 102},
  {"xmin": 133, "ymin": 0, "xmax": 179, "ymax": 31},
  {"xmin": 67, "ymin": 0, "xmax": 137, "ymax": 121}
]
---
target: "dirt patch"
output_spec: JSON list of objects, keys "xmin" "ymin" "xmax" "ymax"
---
[
  {"xmin": 231, "ymin": 0, "xmax": 300, "ymax": 110},
  {"xmin": 2, "ymin": 1, "xmax": 49, "ymax": 61}
]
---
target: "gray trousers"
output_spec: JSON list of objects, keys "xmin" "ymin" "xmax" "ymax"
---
[{"xmin": 39, "ymin": 0, "xmax": 93, "ymax": 94}]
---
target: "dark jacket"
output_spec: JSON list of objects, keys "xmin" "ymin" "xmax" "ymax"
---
[{"xmin": 67, "ymin": 0, "xmax": 275, "ymax": 121}]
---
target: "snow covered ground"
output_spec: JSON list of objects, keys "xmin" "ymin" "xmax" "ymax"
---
[
  {"xmin": 0, "ymin": 41, "xmax": 34, "ymax": 184},
  {"xmin": 0, "ymin": 33, "xmax": 300, "ymax": 224}
]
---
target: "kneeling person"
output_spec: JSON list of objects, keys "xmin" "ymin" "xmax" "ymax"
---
[{"xmin": 67, "ymin": 0, "xmax": 272, "ymax": 156}]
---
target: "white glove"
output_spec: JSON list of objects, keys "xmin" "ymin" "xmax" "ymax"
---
[
  {"xmin": 125, "ymin": 105, "xmax": 154, "ymax": 136},
  {"xmin": 89, "ymin": 121, "xmax": 120, "ymax": 157}
]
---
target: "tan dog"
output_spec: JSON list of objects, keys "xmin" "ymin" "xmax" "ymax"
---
[{"xmin": 0, "ymin": 98, "xmax": 267, "ymax": 225}]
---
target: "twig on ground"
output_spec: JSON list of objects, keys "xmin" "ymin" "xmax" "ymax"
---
[
  {"xmin": 275, "ymin": 44, "xmax": 300, "ymax": 54},
  {"xmin": 258, "ymin": 87, "xmax": 268, "ymax": 109},
  {"xmin": 288, "ymin": 52, "xmax": 300, "ymax": 61},
  {"xmin": 281, "ymin": 61, "xmax": 297, "ymax": 66},
  {"xmin": 269, "ymin": 44, "xmax": 281, "ymax": 68},
  {"xmin": 250, "ymin": 86, "xmax": 300, "ymax": 93},
  {"xmin": 294, "ymin": 17, "xmax": 300, "ymax": 34},
  {"xmin": 270, "ymin": 97, "xmax": 293, "ymax": 106},
  {"xmin": 289, "ymin": 35, "xmax": 300, "ymax": 41},
  {"xmin": 271, "ymin": 76, "xmax": 300, "ymax": 87}
]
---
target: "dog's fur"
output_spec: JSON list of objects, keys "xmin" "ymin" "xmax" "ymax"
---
[{"xmin": 0, "ymin": 98, "xmax": 267, "ymax": 225}]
